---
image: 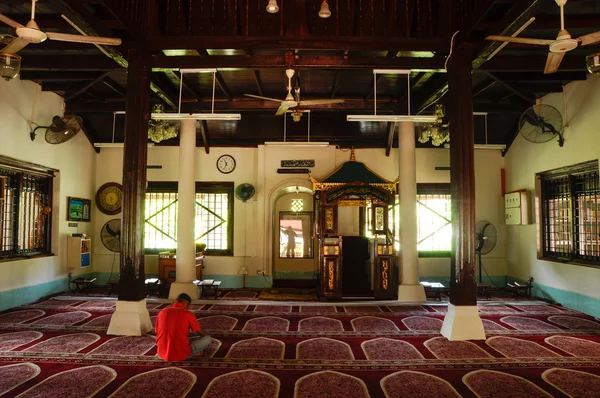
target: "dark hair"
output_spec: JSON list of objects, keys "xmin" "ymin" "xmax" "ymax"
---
[{"xmin": 176, "ymin": 293, "xmax": 192, "ymax": 304}]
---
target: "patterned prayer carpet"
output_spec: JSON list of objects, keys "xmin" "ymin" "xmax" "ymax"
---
[{"xmin": 1, "ymin": 298, "xmax": 600, "ymax": 397}]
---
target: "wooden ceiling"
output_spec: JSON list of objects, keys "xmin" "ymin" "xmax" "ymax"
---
[{"xmin": 1, "ymin": 0, "xmax": 598, "ymax": 151}]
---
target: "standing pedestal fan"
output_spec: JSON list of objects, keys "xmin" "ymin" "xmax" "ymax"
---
[
  {"xmin": 475, "ymin": 220, "xmax": 497, "ymax": 284},
  {"xmin": 101, "ymin": 219, "xmax": 121, "ymax": 252}
]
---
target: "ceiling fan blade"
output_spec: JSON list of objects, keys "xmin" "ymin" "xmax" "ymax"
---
[
  {"xmin": 544, "ymin": 51, "xmax": 565, "ymax": 74},
  {"xmin": 275, "ymin": 102, "xmax": 294, "ymax": 116},
  {"xmin": 46, "ymin": 32, "xmax": 122, "ymax": 46},
  {"xmin": 297, "ymin": 99, "xmax": 346, "ymax": 106},
  {"xmin": 243, "ymin": 94, "xmax": 284, "ymax": 103},
  {"xmin": 578, "ymin": 31, "xmax": 600, "ymax": 46},
  {"xmin": 1, "ymin": 37, "xmax": 29, "ymax": 54},
  {"xmin": 485, "ymin": 35, "xmax": 554, "ymax": 46},
  {"xmin": 0, "ymin": 13, "xmax": 24, "ymax": 29}
]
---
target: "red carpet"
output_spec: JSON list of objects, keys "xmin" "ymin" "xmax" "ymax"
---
[{"xmin": 0, "ymin": 298, "xmax": 599, "ymax": 397}]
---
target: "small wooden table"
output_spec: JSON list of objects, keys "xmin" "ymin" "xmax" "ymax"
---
[
  {"xmin": 107, "ymin": 279, "xmax": 119, "ymax": 296},
  {"xmin": 195, "ymin": 279, "xmax": 222, "ymax": 299},
  {"xmin": 420, "ymin": 281, "xmax": 446, "ymax": 301},
  {"xmin": 477, "ymin": 283, "xmax": 490, "ymax": 299},
  {"xmin": 72, "ymin": 277, "xmax": 97, "ymax": 291}
]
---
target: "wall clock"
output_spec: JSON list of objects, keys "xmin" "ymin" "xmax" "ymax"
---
[
  {"xmin": 217, "ymin": 154, "xmax": 236, "ymax": 174},
  {"xmin": 95, "ymin": 182, "xmax": 123, "ymax": 215}
]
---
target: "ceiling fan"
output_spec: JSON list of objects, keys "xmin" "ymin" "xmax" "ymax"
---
[
  {"xmin": 244, "ymin": 68, "xmax": 344, "ymax": 116},
  {"xmin": 0, "ymin": 0, "xmax": 121, "ymax": 54},
  {"xmin": 485, "ymin": 0, "xmax": 600, "ymax": 74}
]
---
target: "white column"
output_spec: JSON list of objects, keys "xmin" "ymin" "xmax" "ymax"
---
[
  {"xmin": 169, "ymin": 119, "xmax": 198, "ymax": 299},
  {"xmin": 397, "ymin": 121, "xmax": 426, "ymax": 302}
]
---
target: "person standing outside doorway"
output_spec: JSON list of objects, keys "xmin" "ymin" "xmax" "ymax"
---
[
  {"xmin": 283, "ymin": 225, "xmax": 297, "ymax": 257},
  {"xmin": 155, "ymin": 293, "xmax": 212, "ymax": 361}
]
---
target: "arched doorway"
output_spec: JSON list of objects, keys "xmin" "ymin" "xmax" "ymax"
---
[{"xmin": 271, "ymin": 184, "xmax": 317, "ymax": 288}]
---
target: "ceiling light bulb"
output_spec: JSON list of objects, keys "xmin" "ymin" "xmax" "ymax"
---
[
  {"xmin": 319, "ymin": 1, "xmax": 331, "ymax": 18},
  {"xmin": 266, "ymin": 0, "xmax": 279, "ymax": 13}
]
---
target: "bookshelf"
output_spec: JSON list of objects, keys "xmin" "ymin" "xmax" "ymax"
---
[{"xmin": 68, "ymin": 237, "xmax": 91, "ymax": 269}]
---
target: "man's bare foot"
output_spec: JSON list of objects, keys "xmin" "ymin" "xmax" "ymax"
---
[{"xmin": 193, "ymin": 351, "xmax": 204, "ymax": 357}]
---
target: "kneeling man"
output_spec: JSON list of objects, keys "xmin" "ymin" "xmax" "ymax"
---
[{"xmin": 155, "ymin": 293, "xmax": 212, "ymax": 361}]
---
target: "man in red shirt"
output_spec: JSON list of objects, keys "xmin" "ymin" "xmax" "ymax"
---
[{"xmin": 155, "ymin": 293, "xmax": 212, "ymax": 361}]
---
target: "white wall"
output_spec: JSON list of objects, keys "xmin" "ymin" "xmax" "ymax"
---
[
  {"xmin": 0, "ymin": 78, "xmax": 97, "ymax": 303},
  {"xmin": 504, "ymin": 74, "xmax": 600, "ymax": 301}
]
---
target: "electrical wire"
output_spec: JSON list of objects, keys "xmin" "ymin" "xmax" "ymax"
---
[
  {"xmin": 444, "ymin": 30, "xmax": 461, "ymax": 71},
  {"xmin": 479, "ymin": 256, "xmax": 500, "ymax": 288}
]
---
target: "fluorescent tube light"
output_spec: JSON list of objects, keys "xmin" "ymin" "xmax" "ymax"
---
[
  {"xmin": 347, "ymin": 115, "xmax": 437, "ymax": 123},
  {"xmin": 372, "ymin": 69, "xmax": 411, "ymax": 75},
  {"xmin": 151, "ymin": 113, "xmax": 241, "ymax": 121},
  {"xmin": 94, "ymin": 143, "xmax": 155, "ymax": 148},
  {"xmin": 264, "ymin": 141, "xmax": 330, "ymax": 147},
  {"xmin": 443, "ymin": 143, "xmax": 507, "ymax": 151},
  {"xmin": 179, "ymin": 68, "xmax": 218, "ymax": 74}
]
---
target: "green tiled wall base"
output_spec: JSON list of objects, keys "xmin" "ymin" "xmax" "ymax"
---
[
  {"xmin": 86, "ymin": 273, "xmax": 273, "ymax": 290},
  {"xmin": 420, "ymin": 275, "xmax": 508, "ymax": 288},
  {"xmin": 0, "ymin": 278, "xmax": 69, "ymax": 312},
  {"xmin": 509, "ymin": 276, "xmax": 600, "ymax": 318},
  {"xmin": 274, "ymin": 271, "xmax": 317, "ymax": 280}
]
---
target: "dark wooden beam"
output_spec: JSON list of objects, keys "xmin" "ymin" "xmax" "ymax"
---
[
  {"xmin": 148, "ymin": 36, "xmax": 449, "ymax": 52},
  {"xmin": 472, "ymin": 80, "xmax": 496, "ymax": 98},
  {"xmin": 66, "ymin": 71, "xmax": 112, "ymax": 101},
  {"xmin": 412, "ymin": 71, "xmax": 437, "ymax": 91},
  {"xmin": 19, "ymin": 71, "xmax": 108, "ymax": 81},
  {"xmin": 102, "ymin": 77, "xmax": 127, "ymax": 97},
  {"xmin": 215, "ymin": 71, "xmax": 232, "ymax": 100},
  {"xmin": 471, "ymin": 0, "xmax": 544, "ymax": 70},
  {"xmin": 455, "ymin": 0, "xmax": 496, "ymax": 42},
  {"xmin": 484, "ymin": 71, "xmax": 589, "ymax": 83},
  {"xmin": 252, "ymin": 70, "xmax": 264, "ymax": 97},
  {"xmin": 199, "ymin": 120, "xmax": 210, "ymax": 154},
  {"xmin": 0, "ymin": 13, "xmax": 123, "ymax": 29},
  {"xmin": 481, "ymin": 71, "xmax": 535, "ymax": 104},
  {"xmin": 417, "ymin": 81, "xmax": 449, "ymax": 114},
  {"xmin": 482, "ymin": 56, "xmax": 588, "ymax": 72},
  {"xmin": 385, "ymin": 122, "xmax": 396, "ymax": 157},
  {"xmin": 80, "ymin": 116, "xmax": 101, "ymax": 153},
  {"xmin": 163, "ymin": 71, "xmax": 204, "ymax": 102},
  {"xmin": 150, "ymin": 77, "xmax": 178, "ymax": 110},
  {"xmin": 21, "ymin": 56, "xmax": 118, "ymax": 71},
  {"xmin": 330, "ymin": 71, "xmax": 341, "ymax": 99},
  {"xmin": 98, "ymin": 0, "xmax": 144, "ymax": 39},
  {"xmin": 152, "ymin": 55, "xmax": 446, "ymax": 71},
  {"xmin": 365, "ymin": 75, "xmax": 384, "ymax": 101}
]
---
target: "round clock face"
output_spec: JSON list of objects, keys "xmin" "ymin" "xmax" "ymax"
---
[
  {"xmin": 217, "ymin": 155, "xmax": 236, "ymax": 174},
  {"xmin": 96, "ymin": 182, "xmax": 123, "ymax": 215}
]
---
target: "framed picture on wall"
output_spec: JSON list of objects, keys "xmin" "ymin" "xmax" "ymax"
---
[{"xmin": 67, "ymin": 197, "xmax": 91, "ymax": 222}]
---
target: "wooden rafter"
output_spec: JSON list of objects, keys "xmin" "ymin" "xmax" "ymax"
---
[
  {"xmin": 66, "ymin": 71, "xmax": 112, "ymax": 101},
  {"xmin": 199, "ymin": 120, "xmax": 210, "ymax": 154},
  {"xmin": 215, "ymin": 71, "xmax": 232, "ymax": 100},
  {"xmin": 252, "ymin": 70, "xmax": 264, "ymax": 97},
  {"xmin": 385, "ymin": 122, "xmax": 397, "ymax": 157}
]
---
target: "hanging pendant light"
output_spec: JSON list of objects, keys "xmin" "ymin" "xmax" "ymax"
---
[
  {"xmin": 266, "ymin": 0, "xmax": 279, "ymax": 14},
  {"xmin": 318, "ymin": 0, "xmax": 331, "ymax": 18}
]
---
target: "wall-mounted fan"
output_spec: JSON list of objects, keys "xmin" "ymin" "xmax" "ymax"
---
[
  {"xmin": 235, "ymin": 183, "xmax": 256, "ymax": 202},
  {"xmin": 0, "ymin": 0, "xmax": 121, "ymax": 54},
  {"xmin": 485, "ymin": 0, "xmax": 600, "ymax": 74},
  {"xmin": 518, "ymin": 104, "xmax": 564, "ymax": 147},
  {"xmin": 101, "ymin": 219, "xmax": 121, "ymax": 252},
  {"xmin": 476, "ymin": 220, "xmax": 497, "ymax": 284},
  {"xmin": 30, "ymin": 115, "xmax": 84, "ymax": 144},
  {"xmin": 244, "ymin": 68, "xmax": 344, "ymax": 115}
]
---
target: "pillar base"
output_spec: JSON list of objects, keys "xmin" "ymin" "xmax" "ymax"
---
[
  {"xmin": 441, "ymin": 303, "xmax": 486, "ymax": 341},
  {"xmin": 107, "ymin": 299, "xmax": 152, "ymax": 336},
  {"xmin": 168, "ymin": 281, "xmax": 199, "ymax": 300},
  {"xmin": 397, "ymin": 283, "xmax": 427, "ymax": 302}
]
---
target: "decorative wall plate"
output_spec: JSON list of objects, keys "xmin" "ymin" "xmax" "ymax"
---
[{"xmin": 95, "ymin": 182, "xmax": 122, "ymax": 215}]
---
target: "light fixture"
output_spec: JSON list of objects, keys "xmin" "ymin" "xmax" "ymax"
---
[
  {"xmin": 264, "ymin": 142, "xmax": 329, "ymax": 147},
  {"xmin": 0, "ymin": 53, "xmax": 21, "ymax": 81},
  {"xmin": 318, "ymin": 1, "xmax": 331, "ymax": 18},
  {"xmin": 150, "ymin": 69, "xmax": 241, "ymax": 121},
  {"xmin": 94, "ymin": 143, "xmax": 155, "ymax": 148},
  {"xmin": 417, "ymin": 104, "xmax": 449, "ymax": 147},
  {"xmin": 348, "ymin": 69, "xmax": 438, "ymax": 123},
  {"xmin": 587, "ymin": 53, "xmax": 600, "ymax": 75},
  {"xmin": 347, "ymin": 115, "xmax": 437, "ymax": 123},
  {"xmin": 151, "ymin": 113, "xmax": 240, "ymax": 121},
  {"xmin": 266, "ymin": 0, "xmax": 279, "ymax": 13}
]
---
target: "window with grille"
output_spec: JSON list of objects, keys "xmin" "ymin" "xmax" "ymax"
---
[
  {"xmin": 0, "ymin": 156, "xmax": 54, "ymax": 259},
  {"xmin": 539, "ymin": 161, "xmax": 600, "ymax": 265},
  {"xmin": 364, "ymin": 183, "xmax": 451, "ymax": 256},
  {"xmin": 144, "ymin": 181, "xmax": 233, "ymax": 255}
]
